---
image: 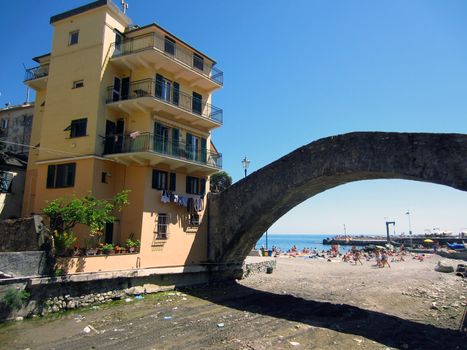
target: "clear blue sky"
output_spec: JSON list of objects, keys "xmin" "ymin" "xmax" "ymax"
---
[{"xmin": 1, "ymin": 0, "xmax": 466, "ymax": 235}]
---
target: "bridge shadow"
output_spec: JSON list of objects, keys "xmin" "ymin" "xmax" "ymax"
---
[{"xmin": 182, "ymin": 282, "xmax": 466, "ymax": 349}]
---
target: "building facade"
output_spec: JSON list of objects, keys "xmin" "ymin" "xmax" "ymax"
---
[
  {"xmin": 0, "ymin": 103, "xmax": 34, "ymax": 157},
  {"xmin": 23, "ymin": 0, "xmax": 223, "ymax": 273}
]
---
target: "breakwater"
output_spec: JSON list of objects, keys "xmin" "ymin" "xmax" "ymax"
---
[{"xmin": 323, "ymin": 237, "xmax": 466, "ymax": 246}]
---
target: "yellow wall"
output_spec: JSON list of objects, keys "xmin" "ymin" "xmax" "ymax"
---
[{"xmin": 24, "ymin": 2, "xmax": 219, "ymax": 273}]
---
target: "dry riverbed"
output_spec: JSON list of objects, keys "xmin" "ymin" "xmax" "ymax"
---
[{"xmin": 0, "ymin": 254, "xmax": 465, "ymax": 349}]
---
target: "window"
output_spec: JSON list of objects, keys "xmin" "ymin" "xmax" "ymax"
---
[
  {"xmin": 164, "ymin": 37, "xmax": 175, "ymax": 55},
  {"xmin": 70, "ymin": 118, "xmax": 87, "ymax": 138},
  {"xmin": 0, "ymin": 119, "xmax": 8, "ymax": 129},
  {"xmin": 72, "ymin": 80, "xmax": 84, "ymax": 89},
  {"xmin": 193, "ymin": 53, "xmax": 204, "ymax": 71},
  {"xmin": 152, "ymin": 170, "xmax": 168, "ymax": 190},
  {"xmin": 186, "ymin": 176, "xmax": 206, "ymax": 195},
  {"xmin": 157, "ymin": 213, "xmax": 169, "ymax": 239},
  {"xmin": 152, "ymin": 170, "xmax": 176, "ymax": 191},
  {"xmin": 0, "ymin": 171, "xmax": 14, "ymax": 193},
  {"xmin": 101, "ymin": 172, "xmax": 108, "ymax": 184},
  {"xmin": 115, "ymin": 32, "xmax": 123, "ymax": 52},
  {"xmin": 69, "ymin": 30, "xmax": 79, "ymax": 46},
  {"xmin": 46, "ymin": 163, "xmax": 76, "ymax": 188}
]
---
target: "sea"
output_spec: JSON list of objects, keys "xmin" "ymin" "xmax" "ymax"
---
[{"xmin": 255, "ymin": 233, "xmax": 362, "ymax": 253}]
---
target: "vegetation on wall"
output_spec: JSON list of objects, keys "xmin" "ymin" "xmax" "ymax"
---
[
  {"xmin": 42, "ymin": 190, "xmax": 130, "ymax": 255},
  {"xmin": 210, "ymin": 171, "xmax": 232, "ymax": 193},
  {"xmin": 2, "ymin": 288, "xmax": 30, "ymax": 311}
]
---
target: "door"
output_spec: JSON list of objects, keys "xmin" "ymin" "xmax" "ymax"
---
[
  {"xmin": 112, "ymin": 77, "xmax": 121, "ymax": 102},
  {"xmin": 155, "ymin": 74, "xmax": 171, "ymax": 102},
  {"xmin": 115, "ymin": 119, "xmax": 125, "ymax": 153},
  {"xmin": 121, "ymin": 77, "xmax": 130, "ymax": 100},
  {"xmin": 104, "ymin": 120, "xmax": 116, "ymax": 154},
  {"xmin": 192, "ymin": 92, "xmax": 202, "ymax": 115},
  {"xmin": 104, "ymin": 223, "xmax": 114, "ymax": 244},
  {"xmin": 154, "ymin": 122, "xmax": 169, "ymax": 154}
]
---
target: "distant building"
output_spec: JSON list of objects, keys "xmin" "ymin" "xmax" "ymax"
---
[
  {"xmin": 0, "ymin": 152, "xmax": 27, "ymax": 219},
  {"xmin": 0, "ymin": 103, "xmax": 33, "ymax": 157}
]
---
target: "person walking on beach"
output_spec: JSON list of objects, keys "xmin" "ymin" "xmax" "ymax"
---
[
  {"xmin": 354, "ymin": 250, "xmax": 363, "ymax": 265},
  {"xmin": 374, "ymin": 249, "xmax": 382, "ymax": 267},
  {"xmin": 381, "ymin": 251, "xmax": 391, "ymax": 268}
]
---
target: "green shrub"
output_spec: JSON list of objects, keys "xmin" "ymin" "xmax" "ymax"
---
[{"xmin": 3, "ymin": 289, "xmax": 30, "ymax": 310}]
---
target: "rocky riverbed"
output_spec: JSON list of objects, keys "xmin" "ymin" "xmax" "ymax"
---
[{"xmin": 0, "ymin": 254, "xmax": 465, "ymax": 349}]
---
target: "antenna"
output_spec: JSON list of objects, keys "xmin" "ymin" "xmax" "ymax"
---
[
  {"xmin": 22, "ymin": 63, "xmax": 30, "ymax": 104},
  {"xmin": 120, "ymin": 0, "xmax": 129, "ymax": 14}
]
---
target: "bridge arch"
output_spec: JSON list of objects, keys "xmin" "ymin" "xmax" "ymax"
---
[{"xmin": 208, "ymin": 132, "xmax": 467, "ymax": 263}]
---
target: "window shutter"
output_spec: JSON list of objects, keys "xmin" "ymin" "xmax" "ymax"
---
[
  {"xmin": 186, "ymin": 133, "xmax": 193, "ymax": 160},
  {"xmin": 152, "ymin": 169, "xmax": 157, "ymax": 189},
  {"xmin": 46, "ymin": 165, "xmax": 56, "ymax": 188},
  {"xmin": 201, "ymin": 138, "xmax": 207, "ymax": 163},
  {"xmin": 155, "ymin": 74, "xmax": 163, "ymax": 98},
  {"xmin": 173, "ymin": 82, "xmax": 180, "ymax": 106},
  {"xmin": 67, "ymin": 163, "xmax": 76, "ymax": 187},
  {"xmin": 169, "ymin": 172, "xmax": 176, "ymax": 191},
  {"xmin": 186, "ymin": 176, "xmax": 191, "ymax": 194},
  {"xmin": 200, "ymin": 178, "xmax": 206, "ymax": 195}
]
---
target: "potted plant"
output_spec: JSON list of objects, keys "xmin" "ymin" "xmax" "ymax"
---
[
  {"xmin": 96, "ymin": 242, "xmax": 104, "ymax": 255},
  {"xmin": 125, "ymin": 239, "xmax": 138, "ymax": 253},
  {"xmin": 114, "ymin": 245, "xmax": 122, "ymax": 254},
  {"xmin": 86, "ymin": 247, "xmax": 97, "ymax": 256},
  {"xmin": 102, "ymin": 243, "xmax": 115, "ymax": 254}
]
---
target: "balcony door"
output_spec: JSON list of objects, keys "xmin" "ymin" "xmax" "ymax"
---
[
  {"xmin": 186, "ymin": 133, "xmax": 207, "ymax": 162},
  {"xmin": 154, "ymin": 122, "xmax": 169, "ymax": 154},
  {"xmin": 155, "ymin": 74, "xmax": 171, "ymax": 102}
]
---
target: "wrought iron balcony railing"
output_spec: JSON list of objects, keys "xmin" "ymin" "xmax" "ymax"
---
[
  {"xmin": 106, "ymin": 78, "xmax": 223, "ymax": 124},
  {"xmin": 112, "ymin": 33, "xmax": 223, "ymax": 86},
  {"xmin": 24, "ymin": 64, "xmax": 49, "ymax": 81},
  {"xmin": 103, "ymin": 132, "xmax": 222, "ymax": 169}
]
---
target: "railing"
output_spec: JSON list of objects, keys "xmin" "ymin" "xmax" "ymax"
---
[
  {"xmin": 103, "ymin": 132, "xmax": 222, "ymax": 168},
  {"xmin": 106, "ymin": 78, "xmax": 223, "ymax": 124},
  {"xmin": 112, "ymin": 33, "xmax": 223, "ymax": 86},
  {"xmin": 24, "ymin": 64, "xmax": 49, "ymax": 81}
]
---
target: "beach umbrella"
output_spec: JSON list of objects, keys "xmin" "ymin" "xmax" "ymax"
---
[{"xmin": 424, "ymin": 239, "xmax": 434, "ymax": 243}]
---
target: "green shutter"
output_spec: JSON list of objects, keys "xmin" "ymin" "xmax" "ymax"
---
[
  {"xmin": 152, "ymin": 169, "xmax": 157, "ymax": 189},
  {"xmin": 169, "ymin": 173, "xmax": 176, "ymax": 191},
  {"xmin": 46, "ymin": 165, "xmax": 56, "ymax": 188},
  {"xmin": 201, "ymin": 138, "xmax": 207, "ymax": 163},
  {"xmin": 200, "ymin": 178, "xmax": 206, "ymax": 195},
  {"xmin": 186, "ymin": 176, "xmax": 191, "ymax": 194},
  {"xmin": 67, "ymin": 163, "xmax": 76, "ymax": 187}
]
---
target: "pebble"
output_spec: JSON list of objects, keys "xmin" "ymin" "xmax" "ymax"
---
[
  {"xmin": 289, "ymin": 341, "xmax": 300, "ymax": 346},
  {"xmin": 15, "ymin": 316, "xmax": 23, "ymax": 321}
]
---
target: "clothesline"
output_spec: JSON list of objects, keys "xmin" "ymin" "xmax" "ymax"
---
[{"xmin": 160, "ymin": 190, "xmax": 204, "ymax": 213}]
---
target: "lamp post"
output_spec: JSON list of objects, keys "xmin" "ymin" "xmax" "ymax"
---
[
  {"xmin": 406, "ymin": 210, "xmax": 413, "ymax": 248},
  {"xmin": 241, "ymin": 156, "xmax": 250, "ymax": 178}
]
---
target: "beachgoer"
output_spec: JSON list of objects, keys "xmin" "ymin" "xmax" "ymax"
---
[
  {"xmin": 381, "ymin": 251, "xmax": 391, "ymax": 268},
  {"xmin": 354, "ymin": 250, "xmax": 363, "ymax": 265}
]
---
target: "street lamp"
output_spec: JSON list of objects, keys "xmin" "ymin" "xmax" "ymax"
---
[
  {"xmin": 406, "ymin": 210, "xmax": 413, "ymax": 248},
  {"xmin": 241, "ymin": 156, "xmax": 250, "ymax": 178}
]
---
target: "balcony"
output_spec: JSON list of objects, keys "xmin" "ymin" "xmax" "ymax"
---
[
  {"xmin": 103, "ymin": 132, "xmax": 222, "ymax": 174},
  {"xmin": 110, "ymin": 33, "xmax": 223, "ymax": 91},
  {"xmin": 24, "ymin": 64, "xmax": 49, "ymax": 90},
  {"xmin": 106, "ymin": 79, "xmax": 223, "ymax": 130}
]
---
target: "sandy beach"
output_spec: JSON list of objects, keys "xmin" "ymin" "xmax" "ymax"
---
[{"xmin": 0, "ymin": 253, "xmax": 465, "ymax": 349}]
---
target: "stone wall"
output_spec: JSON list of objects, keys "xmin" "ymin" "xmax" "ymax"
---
[
  {"xmin": 0, "ymin": 251, "xmax": 51, "ymax": 277},
  {"xmin": 0, "ymin": 215, "xmax": 48, "ymax": 252}
]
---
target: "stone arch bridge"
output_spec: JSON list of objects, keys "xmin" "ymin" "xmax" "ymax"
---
[{"xmin": 207, "ymin": 132, "xmax": 467, "ymax": 263}]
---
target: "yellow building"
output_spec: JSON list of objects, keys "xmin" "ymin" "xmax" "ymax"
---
[{"xmin": 23, "ymin": 0, "xmax": 223, "ymax": 273}]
